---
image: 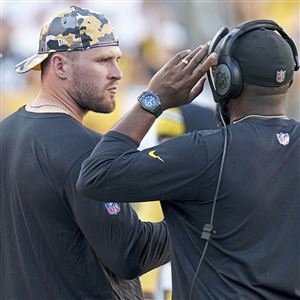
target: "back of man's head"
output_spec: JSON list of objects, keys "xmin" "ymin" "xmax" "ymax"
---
[{"xmin": 232, "ymin": 28, "xmax": 295, "ymax": 95}]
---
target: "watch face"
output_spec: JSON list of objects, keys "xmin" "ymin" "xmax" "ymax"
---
[
  {"xmin": 138, "ymin": 91, "xmax": 162, "ymax": 117},
  {"xmin": 143, "ymin": 94, "xmax": 159, "ymax": 108}
]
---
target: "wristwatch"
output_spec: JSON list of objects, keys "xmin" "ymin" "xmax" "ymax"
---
[{"xmin": 137, "ymin": 91, "xmax": 163, "ymax": 118}]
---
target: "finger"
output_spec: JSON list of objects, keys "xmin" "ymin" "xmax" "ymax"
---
[
  {"xmin": 169, "ymin": 49, "xmax": 192, "ymax": 66},
  {"xmin": 183, "ymin": 42, "xmax": 208, "ymax": 62},
  {"xmin": 190, "ymin": 52, "xmax": 218, "ymax": 82},
  {"xmin": 185, "ymin": 43, "xmax": 210, "ymax": 72},
  {"xmin": 183, "ymin": 44, "xmax": 204, "ymax": 62},
  {"xmin": 189, "ymin": 78, "xmax": 206, "ymax": 101},
  {"xmin": 181, "ymin": 41, "xmax": 209, "ymax": 67}
]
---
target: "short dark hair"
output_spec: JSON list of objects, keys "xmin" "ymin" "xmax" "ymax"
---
[
  {"xmin": 244, "ymin": 83, "xmax": 289, "ymax": 97},
  {"xmin": 40, "ymin": 51, "xmax": 79, "ymax": 80},
  {"xmin": 241, "ymin": 83, "xmax": 290, "ymax": 108}
]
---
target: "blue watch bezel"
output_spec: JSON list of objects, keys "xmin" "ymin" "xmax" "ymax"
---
[{"xmin": 138, "ymin": 91, "xmax": 163, "ymax": 118}]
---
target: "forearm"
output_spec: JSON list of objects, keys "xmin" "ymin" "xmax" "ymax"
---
[
  {"xmin": 111, "ymin": 103, "xmax": 156, "ymax": 145},
  {"xmin": 77, "ymin": 131, "xmax": 140, "ymax": 201},
  {"xmin": 77, "ymin": 130, "xmax": 203, "ymax": 202},
  {"xmin": 123, "ymin": 221, "xmax": 170, "ymax": 278},
  {"xmin": 97, "ymin": 220, "xmax": 169, "ymax": 280}
]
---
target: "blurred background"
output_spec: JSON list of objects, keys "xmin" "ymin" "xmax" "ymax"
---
[{"xmin": 1, "ymin": 1, "xmax": 299, "ymax": 299}]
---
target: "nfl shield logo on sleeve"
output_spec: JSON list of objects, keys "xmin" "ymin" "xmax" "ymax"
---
[
  {"xmin": 276, "ymin": 70, "xmax": 286, "ymax": 83},
  {"xmin": 104, "ymin": 202, "xmax": 121, "ymax": 215},
  {"xmin": 276, "ymin": 132, "xmax": 289, "ymax": 146}
]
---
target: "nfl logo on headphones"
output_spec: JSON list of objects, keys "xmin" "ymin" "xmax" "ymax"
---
[{"xmin": 215, "ymin": 65, "xmax": 231, "ymax": 96}]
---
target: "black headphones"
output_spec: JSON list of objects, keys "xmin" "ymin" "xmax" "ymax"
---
[{"xmin": 207, "ymin": 19, "xmax": 299, "ymax": 105}]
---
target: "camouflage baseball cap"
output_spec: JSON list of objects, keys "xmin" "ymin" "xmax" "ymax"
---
[{"xmin": 15, "ymin": 6, "xmax": 119, "ymax": 74}]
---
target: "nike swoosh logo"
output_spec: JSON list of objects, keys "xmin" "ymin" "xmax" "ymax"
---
[{"xmin": 148, "ymin": 150, "xmax": 164, "ymax": 163}]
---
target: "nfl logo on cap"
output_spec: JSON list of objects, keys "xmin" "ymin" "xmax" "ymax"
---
[{"xmin": 276, "ymin": 70, "xmax": 286, "ymax": 83}]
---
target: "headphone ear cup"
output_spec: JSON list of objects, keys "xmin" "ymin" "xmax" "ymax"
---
[
  {"xmin": 215, "ymin": 58, "xmax": 243, "ymax": 103},
  {"xmin": 215, "ymin": 64, "xmax": 232, "ymax": 97},
  {"xmin": 228, "ymin": 57, "xmax": 243, "ymax": 98}
]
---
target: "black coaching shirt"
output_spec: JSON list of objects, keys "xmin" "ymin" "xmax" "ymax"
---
[
  {"xmin": 77, "ymin": 117, "xmax": 300, "ymax": 300},
  {"xmin": 0, "ymin": 107, "xmax": 169, "ymax": 300}
]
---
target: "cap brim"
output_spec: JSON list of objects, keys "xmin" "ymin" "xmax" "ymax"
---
[{"xmin": 15, "ymin": 53, "xmax": 49, "ymax": 74}]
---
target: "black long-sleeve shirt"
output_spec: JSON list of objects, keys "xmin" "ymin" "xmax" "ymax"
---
[
  {"xmin": 77, "ymin": 117, "xmax": 300, "ymax": 300},
  {"xmin": 1, "ymin": 107, "xmax": 169, "ymax": 300}
]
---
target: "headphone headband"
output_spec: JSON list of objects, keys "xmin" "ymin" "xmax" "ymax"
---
[
  {"xmin": 222, "ymin": 21, "xmax": 281, "ymax": 56},
  {"xmin": 222, "ymin": 20, "xmax": 298, "ymax": 70},
  {"xmin": 207, "ymin": 19, "xmax": 299, "ymax": 104}
]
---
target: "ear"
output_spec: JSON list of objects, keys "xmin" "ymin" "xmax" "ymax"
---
[{"xmin": 50, "ymin": 54, "xmax": 71, "ymax": 79}]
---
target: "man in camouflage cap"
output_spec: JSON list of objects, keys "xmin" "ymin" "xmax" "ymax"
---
[
  {"xmin": 2, "ymin": 6, "xmax": 172, "ymax": 300},
  {"xmin": 16, "ymin": 6, "xmax": 119, "ymax": 73}
]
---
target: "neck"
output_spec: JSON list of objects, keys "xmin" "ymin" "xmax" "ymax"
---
[
  {"xmin": 232, "ymin": 113, "xmax": 288, "ymax": 124},
  {"xmin": 230, "ymin": 109, "xmax": 286, "ymax": 123},
  {"xmin": 27, "ymin": 88, "xmax": 87, "ymax": 123},
  {"xmin": 228, "ymin": 99, "xmax": 286, "ymax": 124}
]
